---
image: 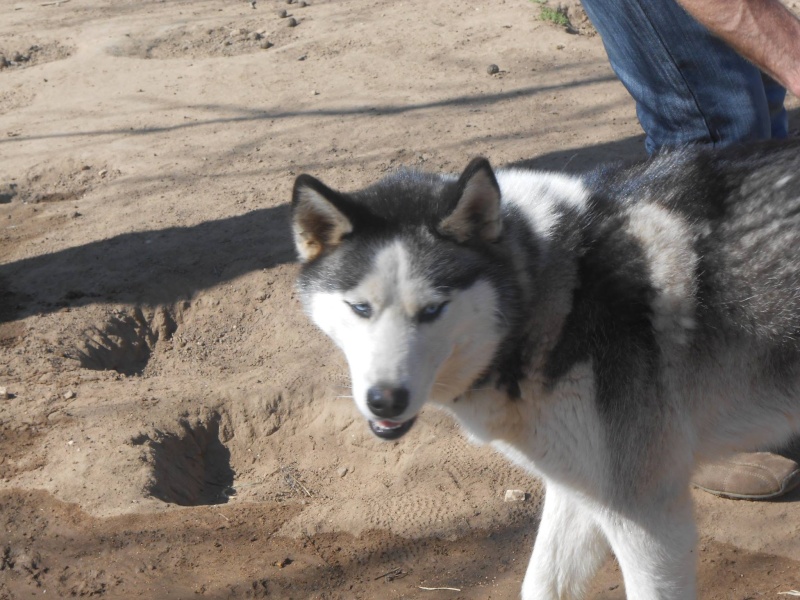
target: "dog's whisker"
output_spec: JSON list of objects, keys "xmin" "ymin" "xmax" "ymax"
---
[{"xmin": 433, "ymin": 382, "xmax": 456, "ymax": 390}]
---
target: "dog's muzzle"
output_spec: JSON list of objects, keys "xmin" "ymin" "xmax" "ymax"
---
[{"xmin": 365, "ymin": 385, "xmax": 415, "ymax": 439}]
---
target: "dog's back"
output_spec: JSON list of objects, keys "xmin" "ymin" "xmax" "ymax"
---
[{"xmin": 511, "ymin": 141, "xmax": 800, "ymax": 485}]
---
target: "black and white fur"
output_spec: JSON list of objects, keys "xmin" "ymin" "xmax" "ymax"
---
[{"xmin": 291, "ymin": 139, "xmax": 800, "ymax": 599}]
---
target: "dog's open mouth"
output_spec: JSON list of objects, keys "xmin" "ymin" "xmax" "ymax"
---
[{"xmin": 368, "ymin": 417, "xmax": 416, "ymax": 440}]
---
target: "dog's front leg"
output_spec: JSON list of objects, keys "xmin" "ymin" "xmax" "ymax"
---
[
  {"xmin": 598, "ymin": 490, "xmax": 697, "ymax": 600},
  {"xmin": 521, "ymin": 480, "xmax": 610, "ymax": 600}
]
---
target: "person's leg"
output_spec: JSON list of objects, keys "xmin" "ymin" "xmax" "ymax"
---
[
  {"xmin": 762, "ymin": 72, "xmax": 789, "ymax": 139},
  {"xmin": 580, "ymin": 0, "xmax": 776, "ymax": 153}
]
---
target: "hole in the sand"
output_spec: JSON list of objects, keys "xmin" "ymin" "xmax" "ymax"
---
[
  {"xmin": 0, "ymin": 42, "xmax": 73, "ymax": 71},
  {"xmin": 17, "ymin": 161, "xmax": 118, "ymax": 205},
  {"xmin": 70, "ymin": 307, "xmax": 177, "ymax": 376},
  {"xmin": 146, "ymin": 415, "xmax": 236, "ymax": 507},
  {"xmin": 106, "ymin": 23, "xmax": 274, "ymax": 60}
]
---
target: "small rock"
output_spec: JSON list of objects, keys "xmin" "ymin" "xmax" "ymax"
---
[
  {"xmin": 504, "ymin": 489, "xmax": 526, "ymax": 503},
  {"xmin": 286, "ymin": 17, "xmax": 298, "ymax": 27},
  {"xmin": 98, "ymin": 169, "xmax": 108, "ymax": 177},
  {"xmin": 64, "ymin": 390, "xmax": 76, "ymax": 400},
  {"xmin": 486, "ymin": 64, "xmax": 500, "ymax": 75},
  {"xmin": 337, "ymin": 467, "xmax": 348, "ymax": 478},
  {"xmin": 250, "ymin": 0, "xmax": 256, "ymax": 7},
  {"xmin": 260, "ymin": 40, "xmax": 273, "ymax": 49},
  {"xmin": 0, "ymin": 56, "xmax": 8, "ymax": 69},
  {"xmin": 277, "ymin": 8, "xmax": 287, "ymax": 17},
  {"xmin": 556, "ymin": 44, "xmax": 565, "ymax": 50},
  {"xmin": 297, "ymin": 54, "xmax": 307, "ymax": 61},
  {"xmin": 0, "ymin": 387, "xmax": 8, "ymax": 400},
  {"xmin": 310, "ymin": 90, "xmax": 318, "ymax": 95},
  {"xmin": 286, "ymin": 0, "xmax": 295, "ymax": 4},
  {"xmin": 298, "ymin": 0, "xmax": 307, "ymax": 5},
  {"xmin": 249, "ymin": 31, "xmax": 262, "ymax": 40}
]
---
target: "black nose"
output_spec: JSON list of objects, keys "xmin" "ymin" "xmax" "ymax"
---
[{"xmin": 366, "ymin": 385, "xmax": 409, "ymax": 419}]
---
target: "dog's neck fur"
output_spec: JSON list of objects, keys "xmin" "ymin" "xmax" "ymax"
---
[
  {"xmin": 444, "ymin": 221, "xmax": 608, "ymax": 492},
  {"xmin": 470, "ymin": 174, "xmax": 588, "ymax": 402}
]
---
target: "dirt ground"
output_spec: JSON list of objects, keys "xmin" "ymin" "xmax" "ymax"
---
[{"xmin": 1, "ymin": 0, "xmax": 799, "ymax": 598}]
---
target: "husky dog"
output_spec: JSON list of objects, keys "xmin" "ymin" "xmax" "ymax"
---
[{"xmin": 290, "ymin": 139, "xmax": 800, "ymax": 600}]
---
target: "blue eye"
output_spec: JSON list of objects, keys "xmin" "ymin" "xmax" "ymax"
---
[
  {"xmin": 418, "ymin": 301, "xmax": 448, "ymax": 323},
  {"xmin": 347, "ymin": 302, "xmax": 373, "ymax": 318}
]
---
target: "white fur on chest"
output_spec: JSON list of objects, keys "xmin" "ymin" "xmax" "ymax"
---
[{"xmin": 435, "ymin": 361, "xmax": 609, "ymax": 491}]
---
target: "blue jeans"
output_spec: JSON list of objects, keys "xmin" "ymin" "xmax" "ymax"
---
[{"xmin": 581, "ymin": 0, "xmax": 788, "ymax": 153}]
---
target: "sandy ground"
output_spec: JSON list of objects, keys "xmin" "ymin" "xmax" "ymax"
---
[{"xmin": 1, "ymin": 0, "xmax": 799, "ymax": 598}]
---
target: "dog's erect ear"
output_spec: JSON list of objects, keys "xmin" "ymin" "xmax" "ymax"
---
[
  {"xmin": 292, "ymin": 174, "xmax": 353, "ymax": 262},
  {"xmin": 438, "ymin": 157, "xmax": 502, "ymax": 243}
]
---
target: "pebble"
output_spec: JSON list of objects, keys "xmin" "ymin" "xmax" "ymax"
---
[
  {"xmin": 504, "ymin": 489, "xmax": 526, "ymax": 503},
  {"xmin": 64, "ymin": 390, "xmax": 76, "ymax": 399},
  {"xmin": 249, "ymin": 31, "xmax": 262, "ymax": 40},
  {"xmin": 0, "ymin": 387, "xmax": 8, "ymax": 400},
  {"xmin": 0, "ymin": 56, "xmax": 8, "ymax": 69},
  {"xmin": 286, "ymin": 17, "xmax": 298, "ymax": 27},
  {"xmin": 486, "ymin": 64, "xmax": 499, "ymax": 75},
  {"xmin": 277, "ymin": 8, "xmax": 287, "ymax": 17},
  {"xmin": 337, "ymin": 467, "xmax": 348, "ymax": 477},
  {"xmin": 260, "ymin": 40, "xmax": 273, "ymax": 49}
]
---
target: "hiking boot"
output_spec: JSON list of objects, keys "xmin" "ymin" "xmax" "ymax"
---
[{"xmin": 693, "ymin": 452, "xmax": 800, "ymax": 500}]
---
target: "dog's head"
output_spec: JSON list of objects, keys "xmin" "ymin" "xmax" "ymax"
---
[{"xmin": 291, "ymin": 158, "xmax": 510, "ymax": 440}]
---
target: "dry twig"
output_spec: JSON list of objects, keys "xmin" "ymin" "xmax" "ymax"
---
[
  {"xmin": 374, "ymin": 567, "xmax": 407, "ymax": 582},
  {"xmin": 419, "ymin": 585, "xmax": 462, "ymax": 591},
  {"xmin": 280, "ymin": 465, "xmax": 312, "ymax": 497}
]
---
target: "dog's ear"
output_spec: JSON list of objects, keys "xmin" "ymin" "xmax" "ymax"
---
[
  {"xmin": 438, "ymin": 157, "xmax": 502, "ymax": 243},
  {"xmin": 292, "ymin": 174, "xmax": 353, "ymax": 262}
]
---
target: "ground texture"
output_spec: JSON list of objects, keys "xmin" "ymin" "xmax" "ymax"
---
[{"xmin": 1, "ymin": 0, "xmax": 799, "ymax": 598}]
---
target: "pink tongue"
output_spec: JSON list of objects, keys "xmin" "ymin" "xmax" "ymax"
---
[{"xmin": 376, "ymin": 420, "xmax": 400, "ymax": 428}]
